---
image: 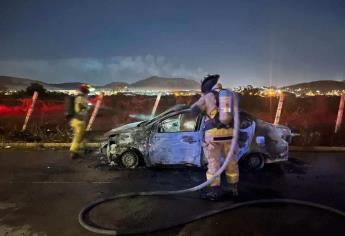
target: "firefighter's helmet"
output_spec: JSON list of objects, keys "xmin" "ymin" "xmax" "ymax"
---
[
  {"xmin": 201, "ymin": 74, "xmax": 220, "ymax": 93},
  {"xmin": 78, "ymin": 83, "xmax": 91, "ymax": 94}
]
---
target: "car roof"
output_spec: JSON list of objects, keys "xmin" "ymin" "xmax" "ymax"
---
[{"xmin": 158, "ymin": 104, "xmax": 190, "ymax": 116}]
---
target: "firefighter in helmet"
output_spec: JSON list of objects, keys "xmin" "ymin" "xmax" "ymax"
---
[
  {"xmin": 191, "ymin": 74, "xmax": 239, "ymax": 200},
  {"xmin": 69, "ymin": 83, "xmax": 91, "ymax": 159}
]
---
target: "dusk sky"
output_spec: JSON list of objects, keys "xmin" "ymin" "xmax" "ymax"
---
[{"xmin": 0, "ymin": 0, "xmax": 345, "ymax": 87}]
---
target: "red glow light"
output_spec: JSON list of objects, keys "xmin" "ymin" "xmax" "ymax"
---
[
  {"xmin": 0, "ymin": 100, "xmax": 64, "ymax": 116},
  {"xmin": 0, "ymin": 97, "xmax": 99, "ymax": 116}
]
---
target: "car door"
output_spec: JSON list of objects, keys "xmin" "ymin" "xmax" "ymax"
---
[
  {"xmin": 198, "ymin": 113, "xmax": 256, "ymax": 163},
  {"xmin": 149, "ymin": 112, "xmax": 202, "ymax": 166},
  {"xmin": 238, "ymin": 121, "xmax": 256, "ymax": 161}
]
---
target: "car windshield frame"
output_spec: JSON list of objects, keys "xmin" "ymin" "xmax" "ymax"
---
[
  {"xmin": 155, "ymin": 111, "xmax": 201, "ymax": 133},
  {"xmin": 138, "ymin": 104, "xmax": 190, "ymax": 127}
]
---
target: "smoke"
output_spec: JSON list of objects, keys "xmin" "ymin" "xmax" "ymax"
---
[{"xmin": 0, "ymin": 55, "xmax": 206, "ymax": 85}]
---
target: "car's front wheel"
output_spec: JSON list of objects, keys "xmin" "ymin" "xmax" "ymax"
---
[
  {"xmin": 241, "ymin": 153, "xmax": 265, "ymax": 171},
  {"xmin": 120, "ymin": 151, "xmax": 140, "ymax": 169}
]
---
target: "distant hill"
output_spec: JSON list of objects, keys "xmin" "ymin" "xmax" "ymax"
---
[
  {"xmin": 0, "ymin": 75, "xmax": 200, "ymax": 91},
  {"xmin": 0, "ymin": 76, "xmax": 87, "ymax": 90},
  {"xmin": 0, "ymin": 83, "xmax": 7, "ymax": 91},
  {"xmin": 49, "ymin": 82, "xmax": 84, "ymax": 89},
  {"xmin": 0, "ymin": 76, "xmax": 83, "ymax": 90},
  {"xmin": 3, "ymin": 75, "xmax": 344, "ymax": 93},
  {"xmin": 0, "ymin": 76, "xmax": 56, "ymax": 90},
  {"xmin": 102, "ymin": 82, "xmax": 129, "ymax": 89},
  {"xmin": 130, "ymin": 76, "xmax": 200, "ymax": 90},
  {"xmin": 282, "ymin": 80, "xmax": 345, "ymax": 92}
]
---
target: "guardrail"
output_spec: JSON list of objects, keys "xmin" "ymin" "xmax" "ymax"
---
[
  {"xmin": 1, "ymin": 143, "xmax": 345, "ymax": 152},
  {"xmin": 289, "ymin": 146, "xmax": 345, "ymax": 152},
  {"xmin": 0, "ymin": 143, "xmax": 100, "ymax": 149}
]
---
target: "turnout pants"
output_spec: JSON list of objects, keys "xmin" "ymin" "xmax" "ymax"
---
[
  {"xmin": 69, "ymin": 118, "xmax": 86, "ymax": 154},
  {"xmin": 203, "ymin": 134, "xmax": 239, "ymax": 186}
]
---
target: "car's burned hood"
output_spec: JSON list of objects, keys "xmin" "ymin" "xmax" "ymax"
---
[
  {"xmin": 103, "ymin": 121, "xmax": 152, "ymax": 154},
  {"xmin": 256, "ymin": 119, "xmax": 291, "ymax": 142},
  {"xmin": 105, "ymin": 121, "xmax": 142, "ymax": 136}
]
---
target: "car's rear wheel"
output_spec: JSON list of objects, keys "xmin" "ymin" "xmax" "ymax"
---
[
  {"xmin": 120, "ymin": 151, "xmax": 140, "ymax": 169},
  {"xmin": 241, "ymin": 153, "xmax": 265, "ymax": 171}
]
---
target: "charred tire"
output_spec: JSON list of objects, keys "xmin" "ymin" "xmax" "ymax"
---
[
  {"xmin": 241, "ymin": 153, "xmax": 265, "ymax": 171},
  {"xmin": 120, "ymin": 151, "xmax": 140, "ymax": 169},
  {"xmin": 100, "ymin": 144, "xmax": 107, "ymax": 156}
]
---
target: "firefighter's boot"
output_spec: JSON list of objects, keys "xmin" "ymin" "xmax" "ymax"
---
[
  {"xmin": 223, "ymin": 183, "xmax": 239, "ymax": 197},
  {"xmin": 200, "ymin": 186, "xmax": 224, "ymax": 201},
  {"xmin": 70, "ymin": 152, "xmax": 81, "ymax": 160}
]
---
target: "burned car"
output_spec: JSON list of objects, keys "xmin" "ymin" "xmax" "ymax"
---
[{"xmin": 100, "ymin": 104, "xmax": 291, "ymax": 170}]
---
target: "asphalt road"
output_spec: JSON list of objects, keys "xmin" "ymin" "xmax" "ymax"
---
[{"xmin": 0, "ymin": 150, "xmax": 345, "ymax": 236}]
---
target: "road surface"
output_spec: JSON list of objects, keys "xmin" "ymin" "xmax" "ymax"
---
[{"xmin": 0, "ymin": 150, "xmax": 345, "ymax": 235}]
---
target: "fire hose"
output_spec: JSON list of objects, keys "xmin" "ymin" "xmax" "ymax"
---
[{"xmin": 78, "ymin": 92, "xmax": 345, "ymax": 235}]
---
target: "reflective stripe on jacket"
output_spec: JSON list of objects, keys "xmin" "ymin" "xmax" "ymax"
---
[{"xmin": 205, "ymin": 128, "xmax": 233, "ymax": 142}]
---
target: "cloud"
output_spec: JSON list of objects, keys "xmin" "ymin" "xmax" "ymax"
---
[{"xmin": 0, "ymin": 55, "xmax": 206, "ymax": 85}]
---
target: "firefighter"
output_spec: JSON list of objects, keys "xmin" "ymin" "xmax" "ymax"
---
[
  {"xmin": 69, "ymin": 83, "xmax": 91, "ymax": 159},
  {"xmin": 191, "ymin": 74, "xmax": 239, "ymax": 201}
]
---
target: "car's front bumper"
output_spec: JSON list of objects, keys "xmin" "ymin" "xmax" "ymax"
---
[{"xmin": 265, "ymin": 146, "xmax": 289, "ymax": 163}]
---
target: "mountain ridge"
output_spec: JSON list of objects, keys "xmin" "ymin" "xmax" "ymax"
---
[
  {"xmin": 130, "ymin": 76, "xmax": 200, "ymax": 90},
  {"xmin": 0, "ymin": 75, "xmax": 200, "ymax": 90},
  {"xmin": 0, "ymin": 76, "xmax": 61, "ymax": 90},
  {"xmin": 1, "ymin": 75, "xmax": 344, "ymax": 91},
  {"xmin": 281, "ymin": 80, "xmax": 345, "ymax": 92}
]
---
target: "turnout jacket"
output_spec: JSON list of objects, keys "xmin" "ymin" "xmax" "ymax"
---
[
  {"xmin": 191, "ymin": 90, "xmax": 233, "ymax": 141},
  {"xmin": 74, "ymin": 94, "xmax": 89, "ymax": 121}
]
